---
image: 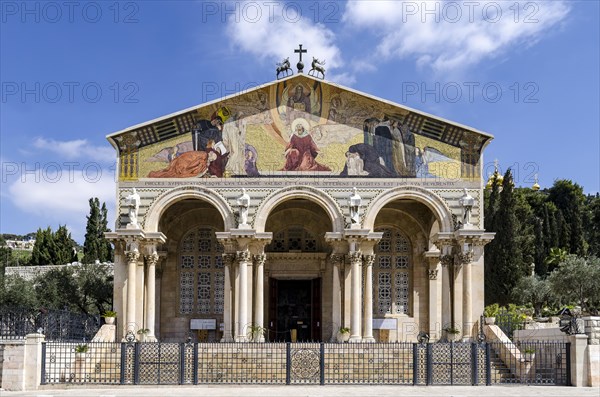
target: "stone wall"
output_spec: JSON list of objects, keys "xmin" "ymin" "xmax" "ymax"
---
[
  {"xmin": 583, "ymin": 316, "xmax": 600, "ymax": 345},
  {"xmin": 5, "ymin": 263, "xmax": 113, "ymax": 281}
]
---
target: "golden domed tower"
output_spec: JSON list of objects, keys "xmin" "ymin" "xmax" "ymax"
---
[{"xmin": 532, "ymin": 173, "xmax": 540, "ymax": 191}]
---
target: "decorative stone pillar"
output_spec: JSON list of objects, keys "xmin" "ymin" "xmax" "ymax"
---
[
  {"xmin": 329, "ymin": 254, "xmax": 344, "ymax": 341},
  {"xmin": 461, "ymin": 254, "xmax": 473, "ymax": 339},
  {"xmin": 425, "ymin": 251, "xmax": 441, "ymax": 340},
  {"xmin": 362, "ymin": 254, "xmax": 376, "ymax": 342},
  {"xmin": 440, "ymin": 253, "xmax": 453, "ymax": 330},
  {"xmin": 253, "ymin": 253, "xmax": 266, "ymax": 342},
  {"xmin": 125, "ymin": 249, "xmax": 140, "ymax": 335},
  {"xmin": 349, "ymin": 251, "xmax": 363, "ymax": 342},
  {"xmin": 221, "ymin": 253, "xmax": 236, "ymax": 342},
  {"xmin": 145, "ymin": 251, "xmax": 159, "ymax": 341},
  {"xmin": 236, "ymin": 250, "xmax": 251, "ymax": 341}
]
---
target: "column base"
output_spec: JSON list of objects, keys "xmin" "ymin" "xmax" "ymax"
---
[
  {"xmin": 349, "ymin": 335, "xmax": 363, "ymax": 343},
  {"xmin": 234, "ymin": 335, "xmax": 248, "ymax": 342},
  {"xmin": 220, "ymin": 334, "xmax": 234, "ymax": 342},
  {"xmin": 362, "ymin": 336, "xmax": 376, "ymax": 343}
]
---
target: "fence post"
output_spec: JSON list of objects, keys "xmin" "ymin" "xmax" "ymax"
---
[
  {"xmin": 285, "ymin": 342, "xmax": 291, "ymax": 385},
  {"xmin": 471, "ymin": 342, "xmax": 478, "ymax": 386},
  {"xmin": 193, "ymin": 343, "xmax": 199, "ymax": 385},
  {"xmin": 179, "ymin": 343, "xmax": 185, "ymax": 385},
  {"xmin": 134, "ymin": 343, "xmax": 140, "ymax": 385},
  {"xmin": 412, "ymin": 343, "xmax": 417, "ymax": 385},
  {"xmin": 426, "ymin": 343, "xmax": 432, "ymax": 385},
  {"xmin": 40, "ymin": 342, "xmax": 46, "ymax": 385},
  {"xmin": 120, "ymin": 343, "xmax": 126, "ymax": 384},
  {"xmin": 320, "ymin": 342, "xmax": 325, "ymax": 385},
  {"xmin": 485, "ymin": 343, "xmax": 491, "ymax": 386},
  {"xmin": 566, "ymin": 342, "xmax": 572, "ymax": 386}
]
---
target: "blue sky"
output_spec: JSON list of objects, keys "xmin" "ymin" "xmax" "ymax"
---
[{"xmin": 1, "ymin": 0, "xmax": 599, "ymax": 242}]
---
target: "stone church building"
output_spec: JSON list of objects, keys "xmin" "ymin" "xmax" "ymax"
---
[{"xmin": 106, "ymin": 72, "xmax": 494, "ymax": 344}]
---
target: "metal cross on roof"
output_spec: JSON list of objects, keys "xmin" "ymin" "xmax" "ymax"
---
[{"xmin": 294, "ymin": 44, "xmax": 307, "ymax": 73}]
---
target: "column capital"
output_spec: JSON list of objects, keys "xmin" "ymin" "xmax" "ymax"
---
[
  {"xmin": 222, "ymin": 252, "xmax": 237, "ymax": 266},
  {"xmin": 440, "ymin": 254, "xmax": 454, "ymax": 267},
  {"xmin": 253, "ymin": 253, "xmax": 267, "ymax": 266},
  {"xmin": 236, "ymin": 250, "xmax": 252, "ymax": 263},
  {"xmin": 348, "ymin": 251, "xmax": 362, "ymax": 264},
  {"xmin": 428, "ymin": 269, "xmax": 439, "ymax": 280},
  {"xmin": 363, "ymin": 254, "xmax": 376, "ymax": 267},
  {"xmin": 125, "ymin": 250, "xmax": 140, "ymax": 263},
  {"xmin": 329, "ymin": 253, "xmax": 345, "ymax": 266},
  {"xmin": 145, "ymin": 251, "xmax": 159, "ymax": 267}
]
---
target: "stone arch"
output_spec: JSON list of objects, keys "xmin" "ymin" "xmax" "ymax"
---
[
  {"xmin": 144, "ymin": 185, "xmax": 235, "ymax": 232},
  {"xmin": 363, "ymin": 186, "xmax": 453, "ymax": 233},
  {"xmin": 254, "ymin": 185, "xmax": 344, "ymax": 233}
]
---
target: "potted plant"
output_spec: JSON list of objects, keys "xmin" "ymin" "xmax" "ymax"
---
[
  {"xmin": 337, "ymin": 327, "xmax": 351, "ymax": 343},
  {"xmin": 444, "ymin": 326, "xmax": 461, "ymax": 342},
  {"xmin": 248, "ymin": 324, "xmax": 265, "ymax": 342},
  {"xmin": 74, "ymin": 344, "xmax": 88, "ymax": 360},
  {"xmin": 102, "ymin": 310, "xmax": 117, "ymax": 325},
  {"xmin": 522, "ymin": 348, "xmax": 536, "ymax": 362},
  {"xmin": 484, "ymin": 303, "xmax": 499, "ymax": 325},
  {"xmin": 137, "ymin": 328, "xmax": 150, "ymax": 342}
]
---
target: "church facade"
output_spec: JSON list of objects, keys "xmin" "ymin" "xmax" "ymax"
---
[{"xmin": 106, "ymin": 73, "xmax": 494, "ymax": 343}]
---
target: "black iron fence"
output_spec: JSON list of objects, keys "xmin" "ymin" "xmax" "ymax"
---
[
  {"xmin": 0, "ymin": 307, "xmax": 100, "ymax": 341},
  {"xmin": 41, "ymin": 341, "xmax": 571, "ymax": 386}
]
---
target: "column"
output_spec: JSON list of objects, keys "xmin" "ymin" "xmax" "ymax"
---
[
  {"xmin": 349, "ymin": 251, "xmax": 362, "ymax": 342},
  {"xmin": 253, "ymin": 253, "xmax": 266, "ymax": 342},
  {"xmin": 426, "ymin": 256, "xmax": 441, "ymax": 340},
  {"xmin": 125, "ymin": 249, "xmax": 140, "ymax": 335},
  {"xmin": 330, "ymin": 254, "xmax": 343, "ymax": 341},
  {"xmin": 462, "ymin": 261, "xmax": 472, "ymax": 339},
  {"xmin": 145, "ymin": 251, "xmax": 159, "ymax": 341},
  {"xmin": 440, "ymin": 254, "xmax": 452, "ymax": 330},
  {"xmin": 362, "ymin": 254, "xmax": 375, "ymax": 342},
  {"xmin": 236, "ymin": 250, "xmax": 250, "ymax": 341},
  {"xmin": 221, "ymin": 253, "xmax": 236, "ymax": 342}
]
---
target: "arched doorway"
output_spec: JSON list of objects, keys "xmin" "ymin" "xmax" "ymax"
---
[
  {"xmin": 263, "ymin": 198, "xmax": 333, "ymax": 342},
  {"xmin": 158, "ymin": 199, "xmax": 225, "ymax": 342}
]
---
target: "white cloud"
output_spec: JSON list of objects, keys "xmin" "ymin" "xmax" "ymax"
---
[
  {"xmin": 7, "ymin": 168, "xmax": 116, "ymax": 241},
  {"xmin": 343, "ymin": 0, "xmax": 571, "ymax": 74},
  {"xmin": 225, "ymin": 3, "xmax": 348, "ymax": 83},
  {"xmin": 33, "ymin": 138, "xmax": 115, "ymax": 163}
]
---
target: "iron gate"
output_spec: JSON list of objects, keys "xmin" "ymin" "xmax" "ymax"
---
[{"xmin": 41, "ymin": 341, "xmax": 571, "ymax": 386}]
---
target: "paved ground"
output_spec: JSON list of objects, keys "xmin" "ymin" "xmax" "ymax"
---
[{"xmin": 2, "ymin": 385, "xmax": 599, "ymax": 397}]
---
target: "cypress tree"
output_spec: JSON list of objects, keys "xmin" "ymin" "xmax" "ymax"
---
[
  {"xmin": 83, "ymin": 198, "xmax": 101, "ymax": 263},
  {"xmin": 54, "ymin": 225, "xmax": 77, "ymax": 265},
  {"xmin": 548, "ymin": 180, "xmax": 586, "ymax": 255},
  {"xmin": 83, "ymin": 198, "xmax": 113, "ymax": 263},
  {"xmin": 30, "ymin": 227, "xmax": 57, "ymax": 266},
  {"xmin": 100, "ymin": 202, "xmax": 114, "ymax": 262},
  {"xmin": 487, "ymin": 169, "xmax": 525, "ymax": 305}
]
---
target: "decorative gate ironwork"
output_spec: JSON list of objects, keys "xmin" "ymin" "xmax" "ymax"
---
[
  {"xmin": 41, "ymin": 341, "xmax": 571, "ymax": 386},
  {"xmin": 288, "ymin": 343, "xmax": 321, "ymax": 384},
  {"xmin": 427, "ymin": 342, "xmax": 487, "ymax": 385}
]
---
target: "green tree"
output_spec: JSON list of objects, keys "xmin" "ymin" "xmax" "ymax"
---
[
  {"xmin": 30, "ymin": 227, "xmax": 57, "ymax": 266},
  {"xmin": 511, "ymin": 275, "xmax": 553, "ymax": 317},
  {"xmin": 583, "ymin": 194, "xmax": 600, "ymax": 256},
  {"xmin": 83, "ymin": 198, "xmax": 113, "ymax": 263},
  {"xmin": 0, "ymin": 275, "xmax": 39, "ymax": 309},
  {"xmin": 485, "ymin": 169, "xmax": 528, "ymax": 304},
  {"xmin": 54, "ymin": 225, "xmax": 77, "ymax": 265},
  {"xmin": 548, "ymin": 180, "xmax": 586, "ymax": 255},
  {"xmin": 548, "ymin": 255, "xmax": 600, "ymax": 312},
  {"xmin": 544, "ymin": 247, "xmax": 568, "ymax": 273}
]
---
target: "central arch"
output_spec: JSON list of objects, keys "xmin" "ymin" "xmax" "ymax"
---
[
  {"xmin": 363, "ymin": 186, "xmax": 453, "ymax": 233},
  {"xmin": 254, "ymin": 185, "xmax": 344, "ymax": 233}
]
